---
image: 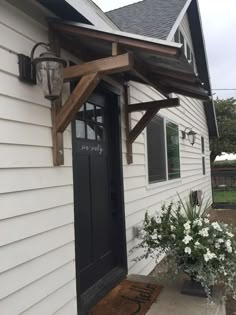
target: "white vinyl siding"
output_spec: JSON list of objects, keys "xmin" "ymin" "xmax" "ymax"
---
[
  {"xmin": 124, "ymin": 82, "xmax": 212, "ymax": 275},
  {"xmin": 0, "ymin": 0, "xmax": 76, "ymax": 313},
  {"xmin": 0, "ymin": 1, "xmax": 212, "ymax": 312}
]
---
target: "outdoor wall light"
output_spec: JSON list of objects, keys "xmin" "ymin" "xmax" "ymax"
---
[
  {"xmin": 181, "ymin": 127, "xmax": 197, "ymax": 145},
  {"xmin": 18, "ymin": 42, "xmax": 67, "ymax": 101}
]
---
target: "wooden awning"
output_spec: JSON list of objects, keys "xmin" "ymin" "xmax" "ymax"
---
[
  {"xmin": 48, "ymin": 21, "xmax": 210, "ymax": 166},
  {"xmin": 50, "ymin": 20, "xmax": 209, "ymax": 101}
]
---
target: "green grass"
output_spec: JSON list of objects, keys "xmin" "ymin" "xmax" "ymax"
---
[{"xmin": 213, "ymin": 190, "xmax": 236, "ymax": 203}]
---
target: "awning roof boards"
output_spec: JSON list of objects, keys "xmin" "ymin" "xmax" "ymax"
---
[{"xmin": 50, "ymin": 20, "xmax": 210, "ymax": 101}]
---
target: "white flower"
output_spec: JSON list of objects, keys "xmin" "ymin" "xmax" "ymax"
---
[
  {"xmin": 170, "ymin": 225, "xmax": 175, "ymax": 232},
  {"xmin": 195, "ymin": 241, "xmax": 200, "ymax": 247},
  {"xmin": 151, "ymin": 234, "xmax": 156, "ymax": 241},
  {"xmin": 171, "ymin": 234, "xmax": 176, "ymax": 239},
  {"xmin": 219, "ymin": 254, "xmax": 225, "ymax": 261},
  {"xmin": 199, "ymin": 227, "xmax": 209, "ymax": 237},
  {"xmin": 225, "ymin": 240, "xmax": 232, "ymax": 253},
  {"xmin": 204, "ymin": 249, "xmax": 216, "ymax": 262},
  {"xmin": 226, "ymin": 231, "xmax": 234, "ymax": 238},
  {"xmin": 183, "ymin": 235, "xmax": 193, "ymax": 244},
  {"xmin": 193, "ymin": 218, "xmax": 203, "ymax": 227},
  {"xmin": 185, "ymin": 247, "xmax": 191, "ymax": 255},
  {"xmin": 218, "ymin": 238, "xmax": 224, "ymax": 244},
  {"xmin": 158, "ymin": 235, "xmax": 162, "ymax": 240},
  {"xmin": 184, "ymin": 221, "xmax": 191, "ymax": 231},
  {"xmin": 215, "ymin": 242, "xmax": 220, "ymax": 249},
  {"xmin": 211, "ymin": 222, "xmax": 222, "ymax": 232},
  {"xmin": 156, "ymin": 217, "xmax": 162, "ymax": 224},
  {"xmin": 160, "ymin": 210, "xmax": 167, "ymax": 218},
  {"xmin": 204, "ymin": 218, "xmax": 210, "ymax": 224}
]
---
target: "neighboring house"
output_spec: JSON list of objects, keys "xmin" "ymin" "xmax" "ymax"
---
[{"xmin": 0, "ymin": 0, "xmax": 217, "ymax": 314}]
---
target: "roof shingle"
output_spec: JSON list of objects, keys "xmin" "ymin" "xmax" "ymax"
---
[{"xmin": 106, "ymin": 0, "xmax": 187, "ymax": 40}]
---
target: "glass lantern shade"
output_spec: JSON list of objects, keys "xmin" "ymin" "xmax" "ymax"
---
[
  {"xmin": 187, "ymin": 130, "xmax": 197, "ymax": 145},
  {"xmin": 33, "ymin": 52, "xmax": 67, "ymax": 101}
]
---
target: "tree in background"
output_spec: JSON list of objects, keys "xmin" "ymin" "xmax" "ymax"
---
[{"xmin": 210, "ymin": 97, "xmax": 236, "ymax": 163}]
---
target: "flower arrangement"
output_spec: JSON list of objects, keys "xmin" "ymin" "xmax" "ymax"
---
[{"xmin": 135, "ymin": 195, "xmax": 236, "ymax": 299}]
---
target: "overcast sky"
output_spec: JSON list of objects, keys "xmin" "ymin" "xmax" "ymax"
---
[{"xmin": 93, "ymin": 0, "xmax": 236, "ymax": 100}]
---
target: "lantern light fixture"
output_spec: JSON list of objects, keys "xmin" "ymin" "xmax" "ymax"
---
[
  {"xmin": 181, "ymin": 127, "xmax": 197, "ymax": 146},
  {"xmin": 31, "ymin": 42, "xmax": 67, "ymax": 101},
  {"xmin": 18, "ymin": 42, "xmax": 67, "ymax": 101}
]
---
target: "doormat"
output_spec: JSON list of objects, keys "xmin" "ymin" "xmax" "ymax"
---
[{"xmin": 89, "ymin": 279, "xmax": 163, "ymax": 315}]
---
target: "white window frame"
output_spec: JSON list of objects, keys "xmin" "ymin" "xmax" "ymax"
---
[
  {"xmin": 175, "ymin": 28, "xmax": 196, "ymax": 72},
  {"xmin": 145, "ymin": 114, "xmax": 182, "ymax": 190}
]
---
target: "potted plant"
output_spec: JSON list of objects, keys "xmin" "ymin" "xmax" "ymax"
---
[{"xmin": 133, "ymin": 194, "xmax": 236, "ymax": 299}]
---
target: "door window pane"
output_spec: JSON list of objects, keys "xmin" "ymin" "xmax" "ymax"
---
[
  {"xmin": 87, "ymin": 123, "xmax": 96, "ymax": 140},
  {"xmin": 86, "ymin": 103, "xmax": 96, "ymax": 121},
  {"xmin": 77, "ymin": 104, "xmax": 85, "ymax": 120},
  {"xmin": 76, "ymin": 120, "xmax": 85, "ymax": 139},
  {"xmin": 96, "ymin": 125, "xmax": 104, "ymax": 141},
  {"xmin": 147, "ymin": 116, "xmax": 166, "ymax": 183},
  {"xmin": 96, "ymin": 106, "xmax": 104, "ymax": 124},
  {"xmin": 166, "ymin": 121, "xmax": 180, "ymax": 180}
]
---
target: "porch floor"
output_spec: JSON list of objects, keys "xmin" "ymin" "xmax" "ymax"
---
[{"xmin": 128, "ymin": 274, "xmax": 225, "ymax": 315}]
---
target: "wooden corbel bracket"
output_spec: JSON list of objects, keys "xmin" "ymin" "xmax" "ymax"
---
[
  {"xmin": 125, "ymin": 95, "xmax": 180, "ymax": 164},
  {"xmin": 52, "ymin": 52, "xmax": 133, "ymax": 166}
]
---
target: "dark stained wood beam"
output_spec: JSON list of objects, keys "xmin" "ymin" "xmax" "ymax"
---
[
  {"xmin": 58, "ymin": 34, "xmax": 103, "ymax": 62},
  {"xmin": 128, "ymin": 98, "xmax": 180, "ymax": 113},
  {"xmin": 124, "ymin": 83, "xmax": 133, "ymax": 164},
  {"xmin": 56, "ymin": 72, "xmax": 101, "ymax": 133},
  {"xmin": 161, "ymin": 79, "xmax": 209, "ymax": 100},
  {"xmin": 132, "ymin": 59, "xmax": 170, "ymax": 99},
  {"xmin": 151, "ymin": 67, "xmax": 199, "ymax": 84},
  {"xmin": 49, "ymin": 26, "xmax": 64, "ymax": 166},
  {"xmin": 51, "ymin": 98, "xmax": 64, "ymax": 166},
  {"xmin": 52, "ymin": 23, "xmax": 179, "ymax": 57},
  {"xmin": 128, "ymin": 107, "xmax": 160, "ymax": 144},
  {"xmin": 63, "ymin": 53, "xmax": 133, "ymax": 82}
]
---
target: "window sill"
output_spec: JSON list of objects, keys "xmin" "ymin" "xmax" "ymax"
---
[{"xmin": 146, "ymin": 178, "xmax": 182, "ymax": 191}]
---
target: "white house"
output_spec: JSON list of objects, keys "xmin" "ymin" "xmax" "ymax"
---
[{"xmin": 0, "ymin": 0, "xmax": 217, "ymax": 314}]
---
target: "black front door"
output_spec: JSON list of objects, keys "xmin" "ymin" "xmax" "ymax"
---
[{"xmin": 72, "ymin": 85, "xmax": 127, "ymax": 313}]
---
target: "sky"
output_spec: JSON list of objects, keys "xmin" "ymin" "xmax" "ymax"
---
[{"xmin": 92, "ymin": 0, "xmax": 236, "ymax": 100}]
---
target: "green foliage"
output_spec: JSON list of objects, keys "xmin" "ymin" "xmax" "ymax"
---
[
  {"xmin": 212, "ymin": 159, "xmax": 236, "ymax": 168},
  {"xmin": 177, "ymin": 193, "xmax": 210, "ymax": 221},
  {"xmin": 210, "ymin": 98, "xmax": 236, "ymax": 163},
  {"xmin": 134, "ymin": 194, "xmax": 236, "ymax": 299}
]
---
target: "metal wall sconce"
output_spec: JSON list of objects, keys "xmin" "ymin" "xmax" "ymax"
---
[
  {"xmin": 181, "ymin": 127, "xmax": 197, "ymax": 145},
  {"xmin": 18, "ymin": 42, "xmax": 67, "ymax": 101}
]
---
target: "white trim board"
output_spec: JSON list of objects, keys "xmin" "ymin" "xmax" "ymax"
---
[{"xmin": 167, "ymin": 0, "xmax": 192, "ymax": 41}]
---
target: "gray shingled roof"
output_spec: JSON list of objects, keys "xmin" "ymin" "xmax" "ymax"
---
[{"xmin": 106, "ymin": 0, "xmax": 187, "ymax": 40}]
